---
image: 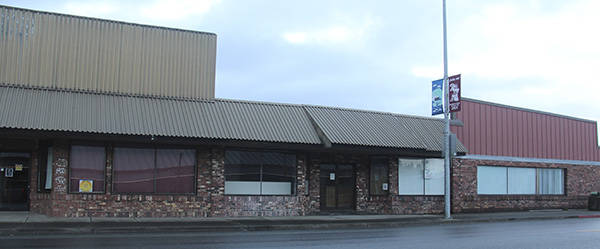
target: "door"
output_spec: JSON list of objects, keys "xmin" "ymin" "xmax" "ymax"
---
[
  {"xmin": 0, "ymin": 153, "xmax": 30, "ymax": 211},
  {"xmin": 320, "ymin": 164, "xmax": 355, "ymax": 211}
]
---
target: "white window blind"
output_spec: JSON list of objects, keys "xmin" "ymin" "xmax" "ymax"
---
[
  {"xmin": 477, "ymin": 166, "xmax": 507, "ymax": 194},
  {"xmin": 477, "ymin": 166, "xmax": 564, "ymax": 195},
  {"xmin": 398, "ymin": 159, "xmax": 424, "ymax": 195},
  {"xmin": 538, "ymin": 168, "xmax": 564, "ymax": 194},
  {"xmin": 44, "ymin": 147, "xmax": 53, "ymax": 190},
  {"xmin": 508, "ymin": 167, "xmax": 536, "ymax": 194},
  {"xmin": 424, "ymin": 159, "xmax": 444, "ymax": 195}
]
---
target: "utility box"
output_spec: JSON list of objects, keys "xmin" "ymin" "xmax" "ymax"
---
[{"xmin": 588, "ymin": 192, "xmax": 600, "ymax": 211}]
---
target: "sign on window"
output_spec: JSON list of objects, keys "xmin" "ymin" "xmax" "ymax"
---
[{"xmin": 79, "ymin": 179, "xmax": 93, "ymax": 193}]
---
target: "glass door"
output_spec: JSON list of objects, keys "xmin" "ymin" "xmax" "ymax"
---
[
  {"xmin": 319, "ymin": 164, "xmax": 355, "ymax": 211},
  {"xmin": 0, "ymin": 153, "xmax": 30, "ymax": 211}
]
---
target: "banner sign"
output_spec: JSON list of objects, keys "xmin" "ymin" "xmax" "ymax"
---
[
  {"xmin": 448, "ymin": 74, "xmax": 461, "ymax": 112},
  {"xmin": 432, "ymin": 79, "xmax": 443, "ymax": 115}
]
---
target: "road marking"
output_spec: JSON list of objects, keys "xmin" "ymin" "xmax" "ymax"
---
[{"xmin": 576, "ymin": 229, "xmax": 600, "ymax": 233}]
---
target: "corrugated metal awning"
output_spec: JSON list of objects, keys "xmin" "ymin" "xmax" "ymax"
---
[
  {"xmin": 304, "ymin": 105, "xmax": 467, "ymax": 153},
  {"xmin": 0, "ymin": 86, "xmax": 322, "ymax": 144},
  {"xmin": 0, "ymin": 85, "xmax": 467, "ymax": 153}
]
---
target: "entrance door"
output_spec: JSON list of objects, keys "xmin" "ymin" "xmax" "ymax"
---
[
  {"xmin": 320, "ymin": 164, "xmax": 355, "ymax": 211},
  {"xmin": 0, "ymin": 153, "xmax": 30, "ymax": 211}
]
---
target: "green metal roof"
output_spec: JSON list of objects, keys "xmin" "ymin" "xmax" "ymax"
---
[{"xmin": 0, "ymin": 85, "xmax": 467, "ymax": 153}]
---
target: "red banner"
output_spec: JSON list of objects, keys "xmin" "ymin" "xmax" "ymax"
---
[{"xmin": 448, "ymin": 74, "xmax": 461, "ymax": 112}]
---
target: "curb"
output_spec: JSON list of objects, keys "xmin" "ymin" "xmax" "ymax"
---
[
  {"xmin": 1, "ymin": 214, "xmax": 600, "ymax": 236},
  {"xmin": 576, "ymin": 215, "xmax": 600, "ymax": 218}
]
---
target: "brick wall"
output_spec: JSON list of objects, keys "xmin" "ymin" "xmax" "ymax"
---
[
  {"xmin": 452, "ymin": 158, "xmax": 600, "ymax": 212},
  {"xmin": 30, "ymin": 143, "xmax": 314, "ymax": 217},
  {"xmin": 29, "ymin": 150, "xmax": 53, "ymax": 215},
  {"xmin": 25, "ymin": 139, "xmax": 600, "ymax": 217}
]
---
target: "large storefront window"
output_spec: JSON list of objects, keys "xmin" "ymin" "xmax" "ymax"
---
[
  {"xmin": 398, "ymin": 158, "xmax": 444, "ymax": 195},
  {"xmin": 69, "ymin": 145, "xmax": 106, "ymax": 193},
  {"xmin": 224, "ymin": 150, "xmax": 296, "ymax": 195},
  {"xmin": 477, "ymin": 166, "xmax": 564, "ymax": 195},
  {"xmin": 113, "ymin": 147, "xmax": 195, "ymax": 194}
]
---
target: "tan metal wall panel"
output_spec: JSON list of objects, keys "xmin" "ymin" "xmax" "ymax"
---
[{"xmin": 0, "ymin": 5, "xmax": 216, "ymax": 99}]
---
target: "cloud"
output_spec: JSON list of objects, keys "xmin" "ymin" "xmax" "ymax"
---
[
  {"xmin": 410, "ymin": 0, "xmax": 600, "ymax": 101},
  {"xmin": 139, "ymin": 0, "xmax": 221, "ymax": 21},
  {"xmin": 409, "ymin": 0, "xmax": 600, "ymax": 138},
  {"xmin": 412, "ymin": 0, "xmax": 600, "ymax": 80},
  {"xmin": 60, "ymin": 0, "xmax": 221, "ymax": 26},
  {"xmin": 281, "ymin": 14, "xmax": 382, "ymax": 46},
  {"xmin": 62, "ymin": 1, "xmax": 119, "ymax": 17}
]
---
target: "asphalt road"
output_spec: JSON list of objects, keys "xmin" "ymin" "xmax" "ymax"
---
[{"xmin": 2, "ymin": 218, "xmax": 600, "ymax": 249}]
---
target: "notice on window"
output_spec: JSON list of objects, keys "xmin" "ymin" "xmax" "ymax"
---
[
  {"xmin": 5, "ymin": 168, "xmax": 14, "ymax": 177},
  {"xmin": 330, "ymin": 173, "xmax": 335, "ymax": 180},
  {"xmin": 79, "ymin": 179, "xmax": 93, "ymax": 193},
  {"xmin": 15, "ymin": 164, "xmax": 23, "ymax": 171}
]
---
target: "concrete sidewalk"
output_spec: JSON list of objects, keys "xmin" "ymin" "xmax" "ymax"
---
[{"xmin": 1, "ymin": 209, "xmax": 600, "ymax": 235}]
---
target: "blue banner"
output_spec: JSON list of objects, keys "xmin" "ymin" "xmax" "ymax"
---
[{"xmin": 432, "ymin": 79, "xmax": 443, "ymax": 115}]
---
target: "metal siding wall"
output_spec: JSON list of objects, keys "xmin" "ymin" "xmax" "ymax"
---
[
  {"xmin": 454, "ymin": 99, "xmax": 600, "ymax": 161},
  {"xmin": 0, "ymin": 6, "xmax": 216, "ymax": 99},
  {"xmin": 490, "ymin": 105, "xmax": 497, "ymax": 156}
]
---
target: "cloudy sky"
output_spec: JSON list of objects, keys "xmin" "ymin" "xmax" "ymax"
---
[{"xmin": 3, "ymin": 0, "xmax": 600, "ymax": 139}]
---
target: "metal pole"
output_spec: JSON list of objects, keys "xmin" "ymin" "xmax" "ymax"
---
[{"xmin": 443, "ymin": 0, "xmax": 452, "ymax": 219}]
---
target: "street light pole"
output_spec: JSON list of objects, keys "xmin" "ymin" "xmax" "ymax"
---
[{"xmin": 442, "ymin": 0, "xmax": 452, "ymax": 220}]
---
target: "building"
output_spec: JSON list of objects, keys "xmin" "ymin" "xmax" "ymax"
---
[
  {"xmin": 0, "ymin": 5, "xmax": 598, "ymax": 217},
  {"xmin": 452, "ymin": 98, "xmax": 600, "ymax": 212}
]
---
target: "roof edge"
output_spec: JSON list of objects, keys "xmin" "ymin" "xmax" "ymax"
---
[
  {"xmin": 0, "ymin": 83, "xmax": 216, "ymax": 103},
  {"xmin": 462, "ymin": 97, "xmax": 597, "ymax": 124},
  {"xmin": 216, "ymin": 98, "xmax": 445, "ymax": 122},
  {"xmin": 0, "ymin": 4, "xmax": 217, "ymax": 37},
  {"xmin": 458, "ymin": 154, "xmax": 600, "ymax": 166}
]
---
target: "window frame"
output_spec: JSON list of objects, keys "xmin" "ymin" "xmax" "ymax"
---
[
  {"xmin": 68, "ymin": 143, "xmax": 108, "ymax": 194},
  {"xmin": 476, "ymin": 165, "xmax": 565, "ymax": 196},
  {"xmin": 111, "ymin": 144, "xmax": 197, "ymax": 195},
  {"xmin": 397, "ymin": 157, "xmax": 445, "ymax": 196},
  {"xmin": 369, "ymin": 156, "xmax": 389, "ymax": 196},
  {"xmin": 224, "ymin": 148, "xmax": 298, "ymax": 196}
]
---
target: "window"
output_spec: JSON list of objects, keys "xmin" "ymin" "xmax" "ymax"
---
[
  {"xmin": 398, "ymin": 158, "xmax": 444, "ymax": 195},
  {"xmin": 508, "ymin": 167, "xmax": 536, "ymax": 194},
  {"xmin": 370, "ymin": 157, "xmax": 389, "ymax": 196},
  {"xmin": 69, "ymin": 145, "xmax": 106, "ymax": 193},
  {"xmin": 156, "ymin": 149, "xmax": 196, "ymax": 194},
  {"xmin": 113, "ymin": 147, "xmax": 195, "ymax": 194},
  {"xmin": 224, "ymin": 150, "xmax": 296, "ymax": 195},
  {"xmin": 424, "ymin": 159, "xmax": 444, "ymax": 195},
  {"xmin": 477, "ymin": 166, "xmax": 564, "ymax": 195},
  {"xmin": 477, "ymin": 166, "xmax": 507, "ymax": 194},
  {"xmin": 37, "ymin": 144, "xmax": 53, "ymax": 192},
  {"xmin": 538, "ymin": 168, "xmax": 564, "ymax": 195}
]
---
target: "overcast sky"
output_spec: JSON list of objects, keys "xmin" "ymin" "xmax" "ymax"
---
[{"xmin": 4, "ymin": 0, "xmax": 600, "ymax": 139}]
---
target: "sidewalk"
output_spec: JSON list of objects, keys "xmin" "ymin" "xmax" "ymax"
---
[{"xmin": 1, "ymin": 209, "xmax": 600, "ymax": 235}]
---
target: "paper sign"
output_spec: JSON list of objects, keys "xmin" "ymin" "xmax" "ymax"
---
[
  {"xmin": 329, "ymin": 173, "xmax": 335, "ymax": 180},
  {"xmin": 15, "ymin": 164, "xmax": 23, "ymax": 171},
  {"xmin": 79, "ymin": 179, "xmax": 93, "ymax": 193},
  {"xmin": 5, "ymin": 168, "xmax": 14, "ymax": 177},
  {"xmin": 382, "ymin": 183, "xmax": 389, "ymax": 191}
]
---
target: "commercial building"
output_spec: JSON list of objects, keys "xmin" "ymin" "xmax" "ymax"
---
[
  {"xmin": 452, "ymin": 98, "xmax": 600, "ymax": 212},
  {"xmin": 0, "ymin": 5, "xmax": 598, "ymax": 217}
]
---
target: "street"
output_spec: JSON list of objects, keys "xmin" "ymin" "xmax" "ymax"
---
[{"xmin": 2, "ymin": 218, "xmax": 600, "ymax": 249}]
